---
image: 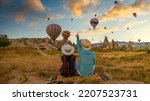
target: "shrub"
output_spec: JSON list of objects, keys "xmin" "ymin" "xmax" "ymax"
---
[{"xmin": 0, "ymin": 37, "xmax": 10, "ymax": 47}]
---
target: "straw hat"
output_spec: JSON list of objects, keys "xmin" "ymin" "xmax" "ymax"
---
[
  {"xmin": 81, "ymin": 39, "xmax": 92, "ymax": 50},
  {"xmin": 61, "ymin": 44, "xmax": 74, "ymax": 56}
]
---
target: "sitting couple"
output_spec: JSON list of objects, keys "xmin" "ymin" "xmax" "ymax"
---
[{"xmin": 60, "ymin": 34, "xmax": 96, "ymax": 77}]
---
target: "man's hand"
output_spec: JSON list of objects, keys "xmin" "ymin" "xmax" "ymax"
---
[{"xmin": 76, "ymin": 33, "xmax": 79, "ymax": 38}]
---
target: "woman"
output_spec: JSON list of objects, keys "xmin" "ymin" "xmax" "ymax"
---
[
  {"xmin": 75, "ymin": 34, "xmax": 96, "ymax": 76},
  {"xmin": 60, "ymin": 44, "xmax": 76, "ymax": 77}
]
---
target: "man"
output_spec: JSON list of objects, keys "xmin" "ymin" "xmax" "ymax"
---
[{"xmin": 76, "ymin": 34, "xmax": 96, "ymax": 76}]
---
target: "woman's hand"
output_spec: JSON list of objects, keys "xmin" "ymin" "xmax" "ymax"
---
[{"xmin": 76, "ymin": 33, "xmax": 79, "ymax": 38}]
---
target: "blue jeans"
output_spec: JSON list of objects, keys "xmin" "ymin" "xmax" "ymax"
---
[
  {"xmin": 75, "ymin": 62, "xmax": 95, "ymax": 76},
  {"xmin": 75, "ymin": 62, "xmax": 81, "ymax": 76}
]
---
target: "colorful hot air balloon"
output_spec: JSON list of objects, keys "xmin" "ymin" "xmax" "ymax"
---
[
  {"xmin": 62, "ymin": 30, "xmax": 70, "ymax": 40},
  {"xmin": 133, "ymin": 13, "xmax": 137, "ymax": 17},
  {"xmin": 90, "ymin": 18, "xmax": 99, "ymax": 29},
  {"xmin": 46, "ymin": 24, "xmax": 62, "ymax": 41}
]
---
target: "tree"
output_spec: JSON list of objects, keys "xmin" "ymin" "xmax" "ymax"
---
[{"xmin": 0, "ymin": 37, "xmax": 10, "ymax": 47}]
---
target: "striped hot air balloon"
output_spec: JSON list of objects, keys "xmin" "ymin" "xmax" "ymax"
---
[
  {"xmin": 62, "ymin": 30, "xmax": 70, "ymax": 40},
  {"xmin": 46, "ymin": 24, "xmax": 62, "ymax": 41},
  {"xmin": 90, "ymin": 18, "xmax": 99, "ymax": 29}
]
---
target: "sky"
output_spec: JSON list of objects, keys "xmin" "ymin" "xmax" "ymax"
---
[{"xmin": 0, "ymin": 0, "xmax": 150, "ymax": 43}]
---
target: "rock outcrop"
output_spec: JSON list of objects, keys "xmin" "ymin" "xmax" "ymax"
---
[{"xmin": 9, "ymin": 38, "xmax": 62, "ymax": 51}]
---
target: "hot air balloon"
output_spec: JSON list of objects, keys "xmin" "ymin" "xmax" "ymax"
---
[
  {"xmin": 114, "ymin": 0, "xmax": 118, "ymax": 4},
  {"xmin": 133, "ymin": 13, "xmax": 137, "ymax": 17},
  {"xmin": 62, "ymin": 30, "xmax": 70, "ymax": 40},
  {"xmin": 71, "ymin": 18, "xmax": 73, "ymax": 21},
  {"xmin": 90, "ymin": 18, "xmax": 99, "ymax": 29},
  {"xmin": 47, "ymin": 17, "xmax": 50, "ymax": 20},
  {"xmin": 104, "ymin": 27, "xmax": 107, "ymax": 29},
  {"xmin": 46, "ymin": 24, "xmax": 62, "ymax": 41},
  {"xmin": 46, "ymin": 16, "xmax": 51, "ymax": 21},
  {"xmin": 127, "ymin": 27, "xmax": 129, "ymax": 30},
  {"xmin": 94, "ymin": 14, "xmax": 97, "ymax": 17},
  {"xmin": 138, "ymin": 39, "xmax": 141, "ymax": 43}
]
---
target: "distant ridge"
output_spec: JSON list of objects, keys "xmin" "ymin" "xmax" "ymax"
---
[{"xmin": 92, "ymin": 41, "xmax": 150, "ymax": 48}]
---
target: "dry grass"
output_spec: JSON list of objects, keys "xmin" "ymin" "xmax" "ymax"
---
[
  {"xmin": 0, "ymin": 46, "xmax": 150, "ymax": 84},
  {"xmin": 95, "ymin": 51, "xmax": 150, "ymax": 83},
  {"xmin": 0, "ymin": 46, "xmax": 61, "ymax": 84}
]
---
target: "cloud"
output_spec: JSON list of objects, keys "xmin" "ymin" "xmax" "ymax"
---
[
  {"xmin": 123, "ymin": 20, "xmax": 148, "ymax": 29},
  {"xmin": 28, "ymin": 18, "xmax": 43, "ymax": 32},
  {"xmin": 78, "ymin": 19, "xmax": 148, "ymax": 35},
  {"xmin": 25, "ymin": 0, "xmax": 45, "ymax": 12},
  {"xmin": 46, "ymin": 14, "xmax": 65, "ymax": 20},
  {"xmin": 29, "ymin": 19, "xmax": 40, "ymax": 27},
  {"xmin": 78, "ymin": 26, "xmax": 119, "ymax": 34},
  {"xmin": 15, "ymin": 15, "xmax": 25, "ymax": 24},
  {"xmin": 65, "ymin": 0, "xmax": 101, "ymax": 17},
  {"xmin": 99, "ymin": 0, "xmax": 150, "ymax": 21},
  {"xmin": 15, "ymin": 0, "xmax": 45, "ymax": 24},
  {"xmin": 0, "ymin": 0, "xmax": 11, "ymax": 6}
]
